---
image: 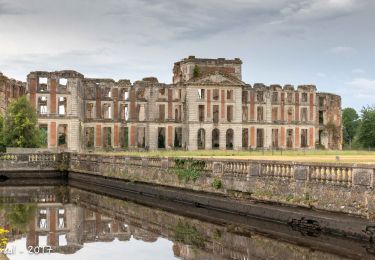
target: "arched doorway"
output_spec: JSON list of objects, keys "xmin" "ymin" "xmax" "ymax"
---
[
  {"xmin": 226, "ymin": 129, "xmax": 234, "ymax": 150},
  {"xmin": 212, "ymin": 129, "xmax": 220, "ymax": 149},
  {"xmin": 197, "ymin": 128, "xmax": 205, "ymax": 149}
]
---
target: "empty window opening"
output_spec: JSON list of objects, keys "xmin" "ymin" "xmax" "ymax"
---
[
  {"xmin": 120, "ymin": 127, "xmax": 129, "ymax": 148},
  {"xmin": 212, "ymin": 129, "xmax": 220, "ymax": 149},
  {"xmin": 272, "ymin": 92, "xmax": 278, "ymax": 102},
  {"xmin": 86, "ymin": 103, "xmax": 94, "ymax": 119},
  {"xmin": 287, "ymin": 107, "xmax": 294, "ymax": 123},
  {"xmin": 159, "ymin": 104, "xmax": 165, "ymax": 121},
  {"xmin": 242, "ymin": 128, "xmax": 249, "ymax": 148},
  {"xmin": 213, "ymin": 105, "xmax": 219, "ymax": 123},
  {"xmin": 227, "ymin": 105, "xmax": 233, "ymax": 122},
  {"xmin": 257, "ymin": 91, "xmax": 264, "ymax": 102},
  {"xmin": 227, "ymin": 90, "xmax": 233, "ymax": 100},
  {"xmin": 319, "ymin": 111, "xmax": 324, "ymax": 124},
  {"xmin": 242, "ymin": 91, "xmax": 248, "ymax": 103},
  {"xmin": 58, "ymin": 97, "xmax": 67, "ymax": 115},
  {"xmin": 102, "ymin": 103, "xmax": 112, "ymax": 119},
  {"xmin": 198, "ymin": 89, "xmax": 205, "ymax": 99},
  {"xmin": 38, "ymin": 96, "xmax": 48, "ymax": 114},
  {"xmin": 121, "ymin": 104, "xmax": 129, "ymax": 121},
  {"xmin": 301, "ymin": 108, "xmax": 308, "ymax": 122},
  {"xmin": 319, "ymin": 97, "xmax": 325, "ymax": 107},
  {"xmin": 58, "ymin": 124, "xmax": 67, "ymax": 147},
  {"xmin": 257, "ymin": 106, "xmax": 264, "ymax": 121},
  {"xmin": 272, "ymin": 129, "xmax": 279, "ymax": 148},
  {"xmin": 103, "ymin": 87, "xmax": 111, "ymax": 98},
  {"xmin": 103, "ymin": 127, "xmax": 112, "ymax": 148},
  {"xmin": 242, "ymin": 106, "xmax": 248, "ymax": 121},
  {"xmin": 175, "ymin": 105, "xmax": 182, "ymax": 121},
  {"xmin": 301, "ymin": 129, "xmax": 308, "ymax": 148},
  {"xmin": 138, "ymin": 104, "xmax": 145, "ymax": 121},
  {"xmin": 287, "ymin": 93, "xmax": 293, "ymax": 103},
  {"xmin": 302, "ymin": 93, "xmax": 308, "ymax": 102},
  {"xmin": 197, "ymin": 128, "xmax": 205, "ymax": 149},
  {"xmin": 137, "ymin": 127, "xmax": 145, "ymax": 148},
  {"xmin": 120, "ymin": 88, "xmax": 129, "ymax": 100},
  {"xmin": 226, "ymin": 129, "xmax": 234, "ymax": 150},
  {"xmin": 213, "ymin": 89, "xmax": 219, "ymax": 100},
  {"xmin": 59, "ymin": 78, "xmax": 67, "ymax": 86},
  {"xmin": 272, "ymin": 107, "xmax": 278, "ymax": 121},
  {"xmin": 58, "ymin": 208, "xmax": 66, "ymax": 229},
  {"xmin": 287, "ymin": 129, "xmax": 293, "ymax": 148},
  {"xmin": 158, "ymin": 127, "xmax": 166, "ymax": 149},
  {"xmin": 318, "ymin": 130, "xmax": 324, "ymax": 145},
  {"xmin": 199, "ymin": 105, "xmax": 205, "ymax": 122},
  {"xmin": 39, "ymin": 124, "xmax": 48, "ymax": 147},
  {"xmin": 39, "ymin": 77, "xmax": 48, "ymax": 84},
  {"xmin": 256, "ymin": 129, "xmax": 264, "ymax": 148},
  {"xmin": 38, "ymin": 209, "xmax": 48, "ymax": 229},
  {"xmin": 84, "ymin": 127, "xmax": 94, "ymax": 148},
  {"xmin": 159, "ymin": 88, "xmax": 165, "ymax": 96},
  {"xmin": 174, "ymin": 127, "xmax": 182, "ymax": 148}
]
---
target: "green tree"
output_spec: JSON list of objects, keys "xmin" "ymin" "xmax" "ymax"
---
[
  {"xmin": 6, "ymin": 204, "xmax": 36, "ymax": 232},
  {"xmin": 0, "ymin": 115, "xmax": 5, "ymax": 152},
  {"xmin": 357, "ymin": 106, "xmax": 375, "ymax": 148},
  {"xmin": 3, "ymin": 96, "xmax": 41, "ymax": 148},
  {"xmin": 342, "ymin": 107, "xmax": 359, "ymax": 148}
]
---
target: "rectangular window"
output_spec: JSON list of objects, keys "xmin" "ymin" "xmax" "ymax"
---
[
  {"xmin": 272, "ymin": 129, "xmax": 279, "ymax": 148},
  {"xmin": 272, "ymin": 107, "xmax": 278, "ymax": 121},
  {"xmin": 287, "ymin": 93, "xmax": 293, "ymax": 103},
  {"xmin": 159, "ymin": 104, "xmax": 165, "ymax": 121},
  {"xmin": 257, "ymin": 91, "xmax": 264, "ymax": 102},
  {"xmin": 319, "ymin": 97, "xmax": 325, "ymax": 107},
  {"xmin": 256, "ymin": 129, "xmax": 264, "ymax": 148},
  {"xmin": 198, "ymin": 105, "xmax": 205, "ymax": 122},
  {"xmin": 257, "ymin": 106, "xmax": 264, "ymax": 121},
  {"xmin": 121, "ymin": 127, "xmax": 129, "ymax": 148},
  {"xmin": 242, "ymin": 106, "xmax": 248, "ymax": 121},
  {"xmin": 198, "ymin": 89, "xmax": 205, "ymax": 99},
  {"xmin": 242, "ymin": 91, "xmax": 248, "ymax": 103},
  {"xmin": 213, "ymin": 89, "xmax": 219, "ymax": 100},
  {"xmin": 319, "ymin": 111, "xmax": 324, "ymax": 124},
  {"xmin": 213, "ymin": 105, "xmax": 219, "ymax": 123},
  {"xmin": 272, "ymin": 92, "xmax": 278, "ymax": 102},
  {"xmin": 227, "ymin": 105, "xmax": 233, "ymax": 122},
  {"xmin": 301, "ymin": 107, "xmax": 308, "ymax": 122},
  {"xmin": 227, "ymin": 90, "xmax": 233, "ymax": 100},
  {"xmin": 301, "ymin": 129, "xmax": 308, "ymax": 147},
  {"xmin": 137, "ymin": 127, "xmax": 146, "ymax": 148},
  {"xmin": 302, "ymin": 93, "xmax": 308, "ymax": 102}
]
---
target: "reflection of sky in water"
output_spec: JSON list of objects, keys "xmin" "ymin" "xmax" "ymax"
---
[{"xmin": 7, "ymin": 237, "xmax": 176, "ymax": 260}]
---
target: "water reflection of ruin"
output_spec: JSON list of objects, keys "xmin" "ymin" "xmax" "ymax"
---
[{"xmin": 0, "ymin": 185, "xmax": 370, "ymax": 259}]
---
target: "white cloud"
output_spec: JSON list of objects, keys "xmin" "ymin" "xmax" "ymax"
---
[
  {"xmin": 346, "ymin": 78, "xmax": 375, "ymax": 99},
  {"xmin": 316, "ymin": 72, "xmax": 326, "ymax": 77}
]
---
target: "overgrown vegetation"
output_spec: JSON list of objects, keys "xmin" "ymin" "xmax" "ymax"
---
[
  {"xmin": 174, "ymin": 220, "xmax": 205, "ymax": 248},
  {"xmin": 193, "ymin": 65, "xmax": 200, "ymax": 78},
  {"xmin": 0, "ymin": 96, "xmax": 43, "ymax": 149},
  {"xmin": 212, "ymin": 178, "xmax": 222, "ymax": 189},
  {"xmin": 174, "ymin": 158, "xmax": 205, "ymax": 182},
  {"xmin": 3, "ymin": 203, "xmax": 36, "ymax": 232}
]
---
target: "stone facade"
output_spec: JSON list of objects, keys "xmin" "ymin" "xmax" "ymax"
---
[
  {"xmin": 23, "ymin": 56, "xmax": 341, "ymax": 152},
  {"xmin": 0, "ymin": 72, "xmax": 26, "ymax": 115}
]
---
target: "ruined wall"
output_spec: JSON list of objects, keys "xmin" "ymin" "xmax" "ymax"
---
[
  {"xmin": 23, "ymin": 56, "xmax": 342, "ymax": 152},
  {"xmin": 0, "ymin": 72, "xmax": 26, "ymax": 115}
]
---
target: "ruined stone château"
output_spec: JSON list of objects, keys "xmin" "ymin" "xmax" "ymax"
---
[
  {"xmin": 0, "ymin": 72, "xmax": 26, "ymax": 114},
  {"xmin": 3, "ymin": 56, "xmax": 342, "ymax": 151}
]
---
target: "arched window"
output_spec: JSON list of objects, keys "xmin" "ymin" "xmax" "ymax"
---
[
  {"xmin": 226, "ymin": 129, "xmax": 234, "ymax": 150},
  {"xmin": 212, "ymin": 129, "xmax": 220, "ymax": 149},
  {"xmin": 197, "ymin": 128, "xmax": 205, "ymax": 149}
]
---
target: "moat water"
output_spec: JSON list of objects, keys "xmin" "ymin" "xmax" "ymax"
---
[{"xmin": 0, "ymin": 181, "xmax": 373, "ymax": 260}]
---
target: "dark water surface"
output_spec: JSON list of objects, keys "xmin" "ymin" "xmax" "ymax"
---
[{"xmin": 0, "ymin": 181, "xmax": 374, "ymax": 260}]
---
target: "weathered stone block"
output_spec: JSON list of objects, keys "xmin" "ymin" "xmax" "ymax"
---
[
  {"xmin": 213, "ymin": 162, "xmax": 223, "ymax": 174},
  {"xmin": 248, "ymin": 163, "xmax": 260, "ymax": 176},
  {"xmin": 161, "ymin": 159, "xmax": 169, "ymax": 169},
  {"xmin": 352, "ymin": 168, "xmax": 373, "ymax": 187},
  {"xmin": 294, "ymin": 166, "xmax": 308, "ymax": 181}
]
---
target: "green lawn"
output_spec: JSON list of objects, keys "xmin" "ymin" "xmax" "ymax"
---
[{"xmin": 94, "ymin": 149, "xmax": 375, "ymax": 163}]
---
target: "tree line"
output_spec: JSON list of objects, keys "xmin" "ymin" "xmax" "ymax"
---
[{"xmin": 342, "ymin": 106, "xmax": 375, "ymax": 149}]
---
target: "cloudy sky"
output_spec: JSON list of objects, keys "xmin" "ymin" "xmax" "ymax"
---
[{"xmin": 0, "ymin": 0, "xmax": 374, "ymax": 111}]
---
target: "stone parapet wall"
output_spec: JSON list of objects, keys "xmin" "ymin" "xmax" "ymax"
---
[{"xmin": 69, "ymin": 153, "xmax": 375, "ymax": 219}]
